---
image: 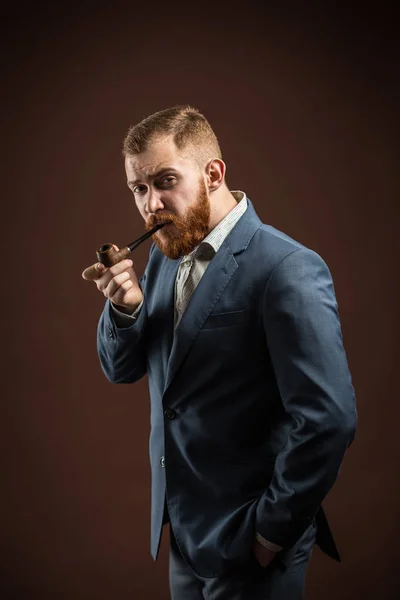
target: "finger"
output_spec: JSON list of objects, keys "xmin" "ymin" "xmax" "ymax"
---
[
  {"xmin": 82, "ymin": 262, "xmax": 108, "ymax": 281},
  {"xmin": 110, "ymin": 279, "xmax": 134, "ymax": 304},
  {"xmin": 105, "ymin": 271, "xmax": 131, "ymax": 298},
  {"xmin": 96, "ymin": 262, "xmax": 108, "ymax": 275},
  {"xmin": 107, "ymin": 259, "xmax": 134, "ymax": 279},
  {"xmin": 94, "ymin": 263, "xmax": 114, "ymax": 292},
  {"xmin": 96, "ymin": 260, "xmax": 134, "ymax": 293}
]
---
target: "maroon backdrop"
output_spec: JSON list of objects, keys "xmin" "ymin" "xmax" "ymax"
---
[{"xmin": 1, "ymin": 3, "xmax": 398, "ymax": 599}]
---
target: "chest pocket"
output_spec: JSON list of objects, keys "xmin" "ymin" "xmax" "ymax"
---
[{"xmin": 202, "ymin": 309, "xmax": 247, "ymax": 329}]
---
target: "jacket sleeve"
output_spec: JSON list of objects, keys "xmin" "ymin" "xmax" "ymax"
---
[
  {"xmin": 96, "ymin": 245, "xmax": 154, "ymax": 384},
  {"xmin": 255, "ymin": 247, "xmax": 357, "ymax": 549}
]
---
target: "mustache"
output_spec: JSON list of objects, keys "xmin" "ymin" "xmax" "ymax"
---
[{"xmin": 146, "ymin": 213, "xmax": 176, "ymax": 230}]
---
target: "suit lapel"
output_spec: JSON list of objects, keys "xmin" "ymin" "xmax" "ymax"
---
[
  {"xmin": 164, "ymin": 243, "xmax": 238, "ymax": 394},
  {"xmin": 152, "ymin": 256, "xmax": 180, "ymax": 384}
]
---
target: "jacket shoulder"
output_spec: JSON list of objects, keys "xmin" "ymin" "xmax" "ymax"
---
[
  {"xmin": 249, "ymin": 223, "xmax": 323, "ymax": 266},
  {"xmin": 257, "ymin": 223, "xmax": 308, "ymax": 253}
]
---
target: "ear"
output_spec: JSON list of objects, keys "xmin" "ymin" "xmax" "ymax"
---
[{"xmin": 205, "ymin": 158, "xmax": 226, "ymax": 192}]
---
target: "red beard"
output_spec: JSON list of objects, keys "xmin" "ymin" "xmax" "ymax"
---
[{"xmin": 145, "ymin": 179, "xmax": 211, "ymax": 259}]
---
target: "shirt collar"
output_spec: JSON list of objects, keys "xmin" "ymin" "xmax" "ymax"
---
[{"xmin": 182, "ymin": 190, "xmax": 248, "ymax": 262}]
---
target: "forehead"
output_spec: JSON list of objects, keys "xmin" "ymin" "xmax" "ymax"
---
[{"xmin": 125, "ymin": 136, "xmax": 193, "ymax": 180}]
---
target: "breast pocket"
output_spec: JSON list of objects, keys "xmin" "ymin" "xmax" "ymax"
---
[{"xmin": 202, "ymin": 309, "xmax": 247, "ymax": 329}]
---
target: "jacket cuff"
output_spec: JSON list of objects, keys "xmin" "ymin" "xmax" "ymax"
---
[{"xmin": 110, "ymin": 299, "xmax": 143, "ymax": 327}]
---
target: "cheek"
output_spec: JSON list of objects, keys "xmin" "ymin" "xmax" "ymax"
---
[
  {"xmin": 169, "ymin": 189, "xmax": 196, "ymax": 213},
  {"xmin": 135, "ymin": 199, "xmax": 146, "ymax": 219},
  {"xmin": 161, "ymin": 193, "xmax": 183, "ymax": 215}
]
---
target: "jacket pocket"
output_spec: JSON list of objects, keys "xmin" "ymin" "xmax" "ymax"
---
[{"xmin": 202, "ymin": 309, "xmax": 247, "ymax": 329}]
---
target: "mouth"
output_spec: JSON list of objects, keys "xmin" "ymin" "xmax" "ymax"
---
[
  {"xmin": 156, "ymin": 220, "xmax": 174, "ymax": 230},
  {"xmin": 146, "ymin": 220, "xmax": 173, "ymax": 232}
]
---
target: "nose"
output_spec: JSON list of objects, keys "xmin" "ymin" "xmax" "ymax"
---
[{"xmin": 145, "ymin": 189, "xmax": 164, "ymax": 215}]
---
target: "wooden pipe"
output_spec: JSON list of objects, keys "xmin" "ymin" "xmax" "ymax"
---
[{"xmin": 81, "ymin": 222, "xmax": 167, "ymax": 281}]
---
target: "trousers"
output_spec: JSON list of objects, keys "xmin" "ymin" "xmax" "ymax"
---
[{"xmin": 169, "ymin": 521, "xmax": 317, "ymax": 600}]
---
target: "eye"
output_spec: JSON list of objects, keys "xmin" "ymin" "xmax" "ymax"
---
[
  {"xmin": 159, "ymin": 176, "xmax": 177, "ymax": 187},
  {"xmin": 132, "ymin": 185, "xmax": 146, "ymax": 194}
]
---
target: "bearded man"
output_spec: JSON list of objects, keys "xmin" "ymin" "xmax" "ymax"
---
[{"xmin": 92, "ymin": 105, "xmax": 357, "ymax": 599}]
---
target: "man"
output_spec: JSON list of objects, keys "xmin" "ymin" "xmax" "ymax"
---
[{"xmin": 90, "ymin": 105, "xmax": 357, "ymax": 599}]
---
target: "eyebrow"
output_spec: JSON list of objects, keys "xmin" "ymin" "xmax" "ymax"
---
[{"xmin": 127, "ymin": 167, "xmax": 180, "ymax": 187}]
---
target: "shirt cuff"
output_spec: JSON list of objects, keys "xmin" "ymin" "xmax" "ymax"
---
[
  {"xmin": 255, "ymin": 532, "xmax": 283, "ymax": 552},
  {"xmin": 110, "ymin": 299, "xmax": 143, "ymax": 327}
]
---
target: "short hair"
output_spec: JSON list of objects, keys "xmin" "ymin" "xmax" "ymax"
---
[{"xmin": 122, "ymin": 105, "xmax": 222, "ymax": 169}]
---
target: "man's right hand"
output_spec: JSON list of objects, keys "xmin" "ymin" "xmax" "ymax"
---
[{"xmin": 92, "ymin": 245, "xmax": 143, "ymax": 314}]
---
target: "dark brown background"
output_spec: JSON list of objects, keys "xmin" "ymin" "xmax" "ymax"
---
[{"xmin": 1, "ymin": 2, "xmax": 398, "ymax": 598}]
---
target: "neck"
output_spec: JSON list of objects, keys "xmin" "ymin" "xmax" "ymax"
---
[{"xmin": 208, "ymin": 183, "xmax": 238, "ymax": 231}]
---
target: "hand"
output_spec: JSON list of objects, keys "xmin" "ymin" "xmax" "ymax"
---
[
  {"xmin": 252, "ymin": 538, "xmax": 277, "ymax": 568},
  {"xmin": 93, "ymin": 245, "xmax": 143, "ymax": 313}
]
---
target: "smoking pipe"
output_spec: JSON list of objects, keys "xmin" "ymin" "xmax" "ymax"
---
[{"xmin": 81, "ymin": 222, "xmax": 167, "ymax": 281}]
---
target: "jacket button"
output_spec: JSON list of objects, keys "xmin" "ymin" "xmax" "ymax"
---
[
  {"xmin": 108, "ymin": 326, "xmax": 115, "ymax": 339},
  {"xmin": 164, "ymin": 408, "xmax": 176, "ymax": 420},
  {"xmin": 160, "ymin": 456, "xmax": 165, "ymax": 468}
]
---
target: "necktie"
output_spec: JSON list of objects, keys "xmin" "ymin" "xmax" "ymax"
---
[{"xmin": 175, "ymin": 242, "xmax": 215, "ymax": 328}]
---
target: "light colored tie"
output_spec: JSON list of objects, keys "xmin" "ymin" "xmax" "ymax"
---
[{"xmin": 174, "ymin": 242, "xmax": 215, "ymax": 328}]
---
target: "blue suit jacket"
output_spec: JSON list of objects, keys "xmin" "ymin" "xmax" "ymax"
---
[{"xmin": 97, "ymin": 198, "xmax": 357, "ymax": 577}]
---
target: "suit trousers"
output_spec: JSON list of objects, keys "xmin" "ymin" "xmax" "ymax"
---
[{"xmin": 169, "ymin": 521, "xmax": 317, "ymax": 600}]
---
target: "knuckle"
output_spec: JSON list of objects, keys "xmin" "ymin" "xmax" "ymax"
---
[
  {"xmin": 109, "ymin": 265, "xmax": 119, "ymax": 276},
  {"xmin": 114, "ymin": 271, "xmax": 129, "ymax": 284},
  {"xmin": 109, "ymin": 260, "xmax": 131, "ymax": 276}
]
